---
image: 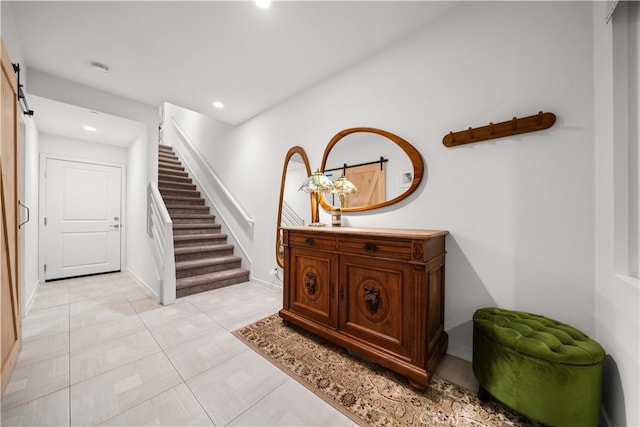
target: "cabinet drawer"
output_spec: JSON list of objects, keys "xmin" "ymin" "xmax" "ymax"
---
[
  {"xmin": 289, "ymin": 232, "xmax": 336, "ymax": 251},
  {"xmin": 337, "ymin": 236, "xmax": 411, "ymax": 261}
]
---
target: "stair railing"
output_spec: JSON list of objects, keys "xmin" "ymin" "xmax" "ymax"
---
[
  {"xmin": 147, "ymin": 182, "xmax": 176, "ymax": 305},
  {"xmin": 170, "ymin": 119, "xmax": 254, "ymax": 229},
  {"xmin": 167, "ymin": 118, "xmax": 254, "ymax": 269},
  {"xmin": 281, "ymin": 200, "xmax": 305, "ymax": 227}
]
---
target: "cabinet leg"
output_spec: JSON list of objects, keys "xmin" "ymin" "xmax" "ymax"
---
[
  {"xmin": 407, "ymin": 378, "xmax": 427, "ymax": 392},
  {"xmin": 478, "ymin": 384, "xmax": 491, "ymax": 403}
]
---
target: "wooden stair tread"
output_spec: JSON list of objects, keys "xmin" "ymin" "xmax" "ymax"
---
[
  {"xmin": 163, "ymin": 196, "xmax": 204, "ymax": 201},
  {"xmin": 162, "ymin": 192, "xmax": 202, "ymax": 199},
  {"xmin": 158, "ymin": 165, "xmax": 185, "ymax": 172},
  {"xmin": 176, "ymin": 268, "xmax": 249, "ymax": 289},
  {"xmin": 160, "ymin": 177, "xmax": 193, "ymax": 184},
  {"xmin": 159, "ymin": 180, "xmax": 194, "ymax": 186},
  {"xmin": 160, "ymin": 187, "xmax": 198, "ymax": 193},
  {"xmin": 166, "ymin": 204, "xmax": 209, "ymax": 209},
  {"xmin": 174, "ymin": 243, "xmax": 233, "ymax": 253},
  {"xmin": 159, "ymin": 167, "xmax": 187, "ymax": 173},
  {"xmin": 173, "ymin": 223, "xmax": 221, "ymax": 230},
  {"xmin": 158, "ymin": 160, "xmax": 180, "ymax": 167},
  {"xmin": 173, "ymin": 233, "xmax": 226, "ymax": 240},
  {"xmin": 160, "ymin": 184, "xmax": 196, "ymax": 191},
  {"xmin": 176, "ymin": 255, "xmax": 242, "ymax": 269},
  {"xmin": 161, "ymin": 192, "xmax": 201, "ymax": 198},
  {"xmin": 158, "ymin": 147, "xmax": 248, "ymax": 298},
  {"xmin": 158, "ymin": 160, "xmax": 181, "ymax": 167},
  {"xmin": 168, "ymin": 208, "xmax": 211, "ymax": 215}
]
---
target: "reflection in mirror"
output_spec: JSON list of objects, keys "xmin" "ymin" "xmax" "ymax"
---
[
  {"xmin": 320, "ymin": 127, "xmax": 423, "ymax": 212},
  {"xmin": 276, "ymin": 146, "xmax": 312, "ymax": 268}
]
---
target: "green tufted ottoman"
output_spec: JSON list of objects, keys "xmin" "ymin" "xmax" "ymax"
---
[{"xmin": 472, "ymin": 307, "xmax": 605, "ymax": 427}]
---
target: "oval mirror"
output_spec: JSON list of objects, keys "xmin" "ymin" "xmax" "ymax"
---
[
  {"xmin": 319, "ymin": 127, "xmax": 423, "ymax": 212},
  {"xmin": 276, "ymin": 146, "xmax": 313, "ymax": 268}
]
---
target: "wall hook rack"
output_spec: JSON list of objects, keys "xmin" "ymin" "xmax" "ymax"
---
[{"xmin": 442, "ymin": 111, "xmax": 556, "ymax": 147}]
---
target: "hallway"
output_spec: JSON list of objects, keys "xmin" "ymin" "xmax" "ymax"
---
[
  {"xmin": 0, "ymin": 272, "xmax": 354, "ymax": 426},
  {"xmin": 1, "ymin": 272, "xmax": 476, "ymax": 426}
]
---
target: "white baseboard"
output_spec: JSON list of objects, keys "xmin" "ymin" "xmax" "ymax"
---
[
  {"xmin": 249, "ymin": 275, "xmax": 283, "ymax": 293},
  {"xmin": 23, "ymin": 279, "xmax": 41, "ymax": 317},
  {"xmin": 446, "ymin": 343, "xmax": 473, "ymax": 363},
  {"xmin": 125, "ymin": 268, "xmax": 159, "ymax": 301}
]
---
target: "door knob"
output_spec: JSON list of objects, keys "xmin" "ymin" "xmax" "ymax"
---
[{"xmin": 111, "ymin": 224, "xmax": 120, "ymax": 229}]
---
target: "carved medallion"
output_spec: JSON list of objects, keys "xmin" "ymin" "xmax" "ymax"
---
[
  {"xmin": 364, "ymin": 285, "xmax": 381, "ymax": 314},
  {"xmin": 305, "ymin": 272, "xmax": 317, "ymax": 295},
  {"xmin": 412, "ymin": 241, "xmax": 424, "ymax": 261}
]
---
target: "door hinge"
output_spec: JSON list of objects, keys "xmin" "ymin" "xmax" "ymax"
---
[
  {"xmin": 44, "ymin": 264, "xmax": 47, "ymax": 273},
  {"xmin": 44, "ymin": 217, "xmax": 47, "ymax": 226}
]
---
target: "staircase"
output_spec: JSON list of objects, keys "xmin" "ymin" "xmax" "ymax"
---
[{"xmin": 157, "ymin": 144, "xmax": 250, "ymax": 298}]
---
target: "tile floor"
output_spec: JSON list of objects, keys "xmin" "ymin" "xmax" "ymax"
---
[{"xmin": 1, "ymin": 271, "xmax": 477, "ymax": 426}]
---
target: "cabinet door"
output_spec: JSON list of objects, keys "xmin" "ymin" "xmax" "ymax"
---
[
  {"xmin": 288, "ymin": 247, "xmax": 338, "ymax": 328},
  {"xmin": 339, "ymin": 255, "xmax": 413, "ymax": 359}
]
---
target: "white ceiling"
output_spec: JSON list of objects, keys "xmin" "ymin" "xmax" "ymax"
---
[
  {"xmin": 7, "ymin": 1, "xmax": 456, "ymax": 144},
  {"xmin": 27, "ymin": 95, "xmax": 146, "ymax": 147}
]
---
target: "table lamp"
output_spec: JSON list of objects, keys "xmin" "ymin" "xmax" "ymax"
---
[{"xmin": 298, "ymin": 169, "xmax": 334, "ymax": 226}]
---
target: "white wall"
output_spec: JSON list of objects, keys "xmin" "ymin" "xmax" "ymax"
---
[
  {"xmin": 1, "ymin": 2, "xmax": 24, "ymax": 82},
  {"xmin": 3, "ymin": 0, "xmax": 636, "ymax": 423},
  {"xmin": 125, "ymin": 131, "xmax": 159, "ymax": 297},
  {"xmin": 39, "ymin": 134, "xmax": 128, "ymax": 164},
  {"xmin": 173, "ymin": 0, "xmax": 595, "ymax": 358},
  {"xmin": 21, "ymin": 116, "xmax": 40, "ymax": 313},
  {"xmin": 593, "ymin": 2, "xmax": 640, "ymax": 426},
  {"xmin": 27, "ymin": 72, "xmax": 161, "ymax": 292}
]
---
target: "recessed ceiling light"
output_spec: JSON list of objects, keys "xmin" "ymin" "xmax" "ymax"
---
[
  {"xmin": 254, "ymin": 0, "xmax": 271, "ymax": 8},
  {"xmin": 212, "ymin": 101, "xmax": 224, "ymax": 109},
  {"xmin": 83, "ymin": 126, "xmax": 97, "ymax": 132}
]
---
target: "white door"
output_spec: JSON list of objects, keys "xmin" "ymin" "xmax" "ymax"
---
[{"xmin": 45, "ymin": 158, "xmax": 122, "ymax": 280}]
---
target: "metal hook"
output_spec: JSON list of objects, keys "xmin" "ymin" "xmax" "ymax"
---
[
  {"xmin": 512, "ymin": 117, "xmax": 517, "ymax": 131},
  {"xmin": 537, "ymin": 111, "xmax": 543, "ymax": 126},
  {"xmin": 468, "ymin": 127, "xmax": 474, "ymax": 139}
]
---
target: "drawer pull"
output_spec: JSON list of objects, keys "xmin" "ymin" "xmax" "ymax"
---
[
  {"xmin": 364, "ymin": 243, "xmax": 378, "ymax": 252},
  {"xmin": 305, "ymin": 238, "xmax": 315, "ymax": 246}
]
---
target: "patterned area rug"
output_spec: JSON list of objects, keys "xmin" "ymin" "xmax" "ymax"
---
[{"xmin": 233, "ymin": 314, "xmax": 538, "ymax": 427}]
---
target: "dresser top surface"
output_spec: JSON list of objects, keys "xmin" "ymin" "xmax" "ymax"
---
[{"xmin": 283, "ymin": 226, "xmax": 449, "ymax": 239}]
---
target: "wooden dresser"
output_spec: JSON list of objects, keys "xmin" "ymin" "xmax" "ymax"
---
[{"xmin": 279, "ymin": 226, "xmax": 448, "ymax": 390}]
